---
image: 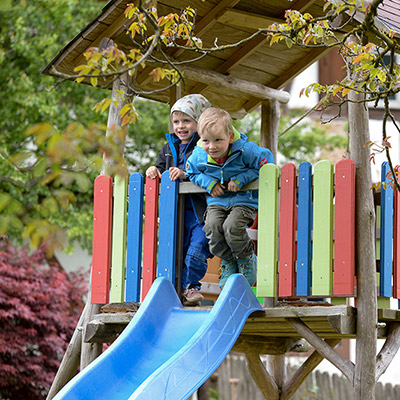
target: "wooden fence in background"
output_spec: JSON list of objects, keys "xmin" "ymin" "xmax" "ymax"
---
[{"xmin": 195, "ymin": 353, "xmax": 400, "ymax": 400}]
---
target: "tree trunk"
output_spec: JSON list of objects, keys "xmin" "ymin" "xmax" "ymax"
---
[{"xmin": 348, "ymin": 91, "xmax": 377, "ymax": 400}]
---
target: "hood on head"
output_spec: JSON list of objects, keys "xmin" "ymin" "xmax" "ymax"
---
[{"xmin": 170, "ymin": 94, "xmax": 211, "ymax": 122}]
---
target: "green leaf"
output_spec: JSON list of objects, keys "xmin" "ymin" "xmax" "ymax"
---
[
  {"xmin": 74, "ymin": 173, "xmax": 91, "ymax": 192},
  {"xmin": 9, "ymin": 152, "xmax": 32, "ymax": 167},
  {"xmin": 33, "ymin": 157, "xmax": 48, "ymax": 178},
  {"xmin": 285, "ymin": 37, "xmax": 293, "ymax": 48},
  {"xmin": 0, "ymin": 193, "xmax": 12, "ymax": 212}
]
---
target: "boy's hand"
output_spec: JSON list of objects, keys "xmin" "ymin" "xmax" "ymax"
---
[
  {"xmin": 146, "ymin": 166, "xmax": 161, "ymax": 179},
  {"xmin": 227, "ymin": 180, "xmax": 240, "ymax": 192},
  {"xmin": 169, "ymin": 167, "xmax": 186, "ymax": 181},
  {"xmin": 210, "ymin": 183, "xmax": 225, "ymax": 198}
]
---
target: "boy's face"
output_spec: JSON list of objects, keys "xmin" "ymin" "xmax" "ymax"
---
[
  {"xmin": 200, "ymin": 127, "xmax": 234, "ymax": 159},
  {"xmin": 171, "ymin": 112, "xmax": 197, "ymax": 144}
]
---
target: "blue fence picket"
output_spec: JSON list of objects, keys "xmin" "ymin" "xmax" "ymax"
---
[
  {"xmin": 157, "ymin": 172, "xmax": 179, "ymax": 282},
  {"xmin": 380, "ymin": 162, "xmax": 394, "ymax": 297},
  {"xmin": 296, "ymin": 162, "xmax": 312, "ymax": 296},
  {"xmin": 125, "ymin": 173, "xmax": 144, "ymax": 302}
]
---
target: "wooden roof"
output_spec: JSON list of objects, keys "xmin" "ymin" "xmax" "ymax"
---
[{"xmin": 43, "ymin": 0, "xmax": 400, "ymax": 118}]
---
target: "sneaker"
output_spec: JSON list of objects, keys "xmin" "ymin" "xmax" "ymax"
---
[
  {"xmin": 237, "ymin": 254, "xmax": 257, "ymax": 287},
  {"xmin": 182, "ymin": 288, "xmax": 204, "ymax": 306},
  {"xmin": 219, "ymin": 259, "xmax": 238, "ymax": 289}
]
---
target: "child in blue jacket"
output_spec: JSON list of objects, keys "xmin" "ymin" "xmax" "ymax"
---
[
  {"xmin": 186, "ymin": 107, "xmax": 274, "ymax": 289},
  {"xmin": 146, "ymin": 94, "xmax": 211, "ymax": 305}
]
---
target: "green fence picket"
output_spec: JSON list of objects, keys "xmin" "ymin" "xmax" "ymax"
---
[
  {"xmin": 110, "ymin": 175, "xmax": 128, "ymax": 302},
  {"xmin": 257, "ymin": 164, "xmax": 279, "ymax": 298},
  {"xmin": 312, "ymin": 160, "xmax": 333, "ymax": 296}
]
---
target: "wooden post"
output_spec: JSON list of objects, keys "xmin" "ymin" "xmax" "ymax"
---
[
  {"xmin": 260, "ymin": 99, "xmax": 283, "ymax": 392},
  {"xmin": 169, "ymin": 85, "xmax": 181, "ymax": 132},
  {"xmin": 348, "ymin": 90, "xmax": 377, "ymax": 399},
  {"xmin": 45, "ymin": 302, "xmax": 88, "ymax": 399},
  {"xmin": 168, "ymin": 86, "xmax": 184, "ymax": 294},
  {"xmin": 260, "ymin": 100, "xmax": 280, "ymax": 161}
]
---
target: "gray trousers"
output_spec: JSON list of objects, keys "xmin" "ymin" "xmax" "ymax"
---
[{"xmin": 203, "ymin": 204, "xmax": 257, "ymax": 262}]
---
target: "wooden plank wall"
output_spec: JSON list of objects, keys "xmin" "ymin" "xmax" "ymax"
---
[
  {"xmin": 91, "ymin": 160, "xmax": 400, "ymax": 306},
  {"xmin": 256, "ymin": 160, "xmax": 356, "ymax": 300}
]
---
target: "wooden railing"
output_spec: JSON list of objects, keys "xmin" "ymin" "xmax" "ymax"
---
[{"xmin": 90, "ymin": 159, "xmax": 400, "ymax": 309}]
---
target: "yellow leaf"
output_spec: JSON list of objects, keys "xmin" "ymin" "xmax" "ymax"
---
[
  {"xmin": 353, "ymin": 53, "xmax": 364, "ymax": 64},
  {"xmin": 122, "ymin": 115, "xmax": 130, "ymax": 126},
  {"xmin": 90, "ymin": 77, "xmax": 98, "ymax": 87},
  {"xmin": 119, "ymin": 103, "xmax": 131, "ymax": 118},
  {"xmin": 100, "ymin": 98, "xmax": 112, "ymax": 114},
  {"xmin": 25, "ymin": 122, "xmax": 55, "ymax": 140},
  {"xmin": 73, "ymin": 65, "xmax": 86, "ymax": 72},
  {"xmin": 342, "ymin": 88, "xmax": 351, "ymax": 97}
]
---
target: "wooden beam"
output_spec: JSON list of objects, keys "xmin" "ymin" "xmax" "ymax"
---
[
  {"xmin": 215, "ymin": 35, "xmax": 268, "ymax": 74},
  {"xmin": 190, "ymin": 34, "xmax": 269, "ymax": 94},
  {"xmin": 245, "ymin": 353, "xmax": 280, "ymax": 400},
  {"xmin": 136, "ymin": 0, "xmax": 241, "ymax": 86},
  {"xmin": 217, "ymin": 8, "xmax": 285, "ymax": 30},
  {"xmin": 286, "ymin": 317, "xmax": 355, "ymax": 382},
  {"xmin": 274, "ymin": 47, "xmax": 330, "ymax": 89},
  {"xmin": 54, "ymin": 12, "xmax": 128, "ymax": 73},
  {"xmin": 290, "ymin": 0, "xmax": 319, "ymax": 13},
  {"xmin": 189, "ymin": 0, "xmax": 241, "ymax": 36},
  {"xmin": 233, "ymin": 336, "xmax": 310, "ymax": 355},
  {"xmin": 281, "ymin": 339, "xmax": 341, "ymax": 400},
  {"xmin": 190, "ymin": 0, "xmax": 319, "ymax": 99},
  {"xmin": 243, "ymin": 46, "xmax": 330, "ymax": 112},
  {"xmin": 84, "ymin": 319, "xmax": 126, "ymax": 344},
  {"xmin": 375, "ymin": 322, "xmax": 400, "ymax": 381},
  {"xmin": 181, "ymin": 65, "xmax": 290, "ymax": 103},
  {"xmin": 46, "ymin": 303, "xmax": 88, "ymax": 399}
]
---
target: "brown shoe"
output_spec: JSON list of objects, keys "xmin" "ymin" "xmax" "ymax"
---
[{"xmin": 182, "ymin": 288, "xmax": 204, "ymax": 306}]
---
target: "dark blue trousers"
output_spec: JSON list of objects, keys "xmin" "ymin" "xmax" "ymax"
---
[{"xmin": 181, "ymin": 203, "xmax": 210, "ymax": 290}]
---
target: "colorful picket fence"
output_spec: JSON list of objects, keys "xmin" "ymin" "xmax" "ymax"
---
[
  {"xmin": 257, "ymin": 159, "xmax": 356, "ymax": 299},
  {"xmin": 90, "ymin": 160, "xmax": 400, "ymax": 307}
]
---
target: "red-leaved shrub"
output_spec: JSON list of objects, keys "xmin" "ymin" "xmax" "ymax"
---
[{"xmin": 0, "ymin": 237, "xmax": 87, "ymax": 399}]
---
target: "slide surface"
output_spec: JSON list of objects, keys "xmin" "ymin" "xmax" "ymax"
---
[{"xmin": 53, "ymin": 274, "xmax": 263, "ymax": 400}]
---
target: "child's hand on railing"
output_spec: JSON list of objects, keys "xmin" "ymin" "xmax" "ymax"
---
[
  {"xmin": 146, "ymin": 166, "xmax": 161, "ymax": 179},
  {"xmin": 169, "ymin": 167, "xmax": 186, "ymax": 181}
]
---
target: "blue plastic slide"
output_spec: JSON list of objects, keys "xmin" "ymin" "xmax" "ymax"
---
[{"xmin": 53, "ymin": 274, "xmax": 263, "ymax": 400}]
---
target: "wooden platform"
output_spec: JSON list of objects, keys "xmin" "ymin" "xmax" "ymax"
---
[{"xmin": 84, "ymin": 304, "xmax": 400, "ymax": 355}]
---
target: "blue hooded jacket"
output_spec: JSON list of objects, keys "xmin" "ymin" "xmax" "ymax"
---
[
  {"xmin": 155, "ymin": 131, "xmax": 207, "ymax": 223},
  {"xmin": 186, "ymin": 130, "xmax": 274, "ymax": 209}
]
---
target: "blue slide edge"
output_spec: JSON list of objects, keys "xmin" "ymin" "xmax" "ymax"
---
[{"xmin": 53, "ymin": 273, "xmax": 263, "ymax": 400}]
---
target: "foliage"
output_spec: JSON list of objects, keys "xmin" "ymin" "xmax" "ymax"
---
[
  {"xmin": 4, "ymin": 0, "xmax": 397, "ymax": 252},
  {"xmin": 124, "ymin": 98, "xmax": 170, "ymax": 173},
  {"xmin": 0, "ymin": 237, "xmax": 86, "ymax": 400},
  {"xmin": 266, "ymin": 0, "xmax": 400, "ymax": 187},
  {"xmin": 0, "ymin": 1, "xmax": 170, "ymax": 253},
  {"xmin": 0, "ymin": 0, "xmax": 105, "ymax": 149},
  {"xmin": 0, "ymin": 0, "xmax": 105, "ymax": 252},
  {"xmin": 57, "ymin": 2, "xmax": 201, "ymax": 126},
  {"xmin": 278, "ymin": 112, "xmax": 347, "ymax": 164},
  {"xmin": 208, "ymin": 388, "xmax": 222, "ymax": 400}
]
